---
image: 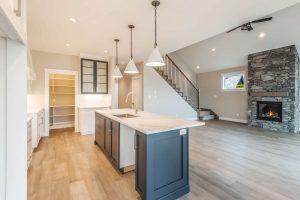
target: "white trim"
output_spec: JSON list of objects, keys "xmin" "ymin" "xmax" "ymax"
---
[
  {"xmin": 44, "ymin": 69, "xmax": 79, "ymax": 136},
  {"xmin": 219, "ymin": 117, "xmax": 248, "ymax": 124},
  {"xmin": 222, "ymin": 71, "xmax": 246, "ymax": 91},
  {"xmin": 79, "ymin": 53, "xmax": 107, "ymax": 61}
]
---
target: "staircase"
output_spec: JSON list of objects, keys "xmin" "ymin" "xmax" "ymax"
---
[
  {"xmin": 154, "ymin": 54, "xmax": 215, "ymax": 121},
  {"xmin": 199, "ymin": 110, "xmax": 215, "ymax": 121}
]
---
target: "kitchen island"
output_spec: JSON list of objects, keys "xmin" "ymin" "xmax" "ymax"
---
[{"xmin": 95, "ymin": 109, "xmax": 204, "ymax": 200}]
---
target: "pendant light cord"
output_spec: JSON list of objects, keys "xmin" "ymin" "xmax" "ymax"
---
[
  {"xmin": 130, "ymin": 27, "xmax": 133, "ymax": 59},
  {"xmin": 116, "ymin": 40, "xmax": 118, "ymax": 65},
  {"xmin": 154, "ymin": 5, "xmax": 157, "ymax": 48}
]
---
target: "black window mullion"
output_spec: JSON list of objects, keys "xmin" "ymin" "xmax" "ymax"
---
[
  {"xmin": 80, "ymin": 58, "xmax": 108, "ymax": 94},
  {"xmin": 93, "ymin": 61, "xmax": 97, "ymax": 93}
]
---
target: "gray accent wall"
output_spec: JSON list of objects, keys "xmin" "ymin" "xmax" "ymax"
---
[
  {"xmin": 248, "ymin": 45, "xmax": 300, "ymax": 133},
  {"xmin": 197, "ymin": 66, "xmax": 248, "ymax": 123}
]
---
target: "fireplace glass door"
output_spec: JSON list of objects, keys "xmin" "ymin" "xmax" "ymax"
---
[{"xmin": 257, "ymin": 101, "xmax": 282, "ymax": 122}]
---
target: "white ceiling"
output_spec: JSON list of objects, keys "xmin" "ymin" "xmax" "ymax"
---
[
  {"xmin": 171, "ymin": 3, "xmax": 300, "ymax": 74},
  {"xmin": 28, "ymin": 0, "xmax": 300, "ymax": 64}
]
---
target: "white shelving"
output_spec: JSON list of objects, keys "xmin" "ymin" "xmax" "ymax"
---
[
  {"xmin": 49, "ymin": 74, "xmax": 75, "ymax": 129},
  {"xmin": 49, "ymin": 105, "xmax": 75, "ymax": 108}
]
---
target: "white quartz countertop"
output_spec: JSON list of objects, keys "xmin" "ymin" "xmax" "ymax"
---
[{"xmin": 96, "ymin": 109, "xmax": 205, "ymax": 134}]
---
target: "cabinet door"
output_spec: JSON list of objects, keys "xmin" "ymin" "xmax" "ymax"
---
[
  {"xmin": 81, "ymin": 59, "xmax": 108, "ymax": 94},
  {"xmin": 111, "ymin": 120, "xmax": 119, "ymax": 167},
  {"xmin": 95, "ymin": 114, "xmax": 105, "ymax": 149},
  {"xmin": 135, "ymin": 132, "xmax": 147, "ymax": 198},
  {"xmin": 96, "ymin": 61, "xmax": 108, "ymax": 94},
  {"xmin": 104, "ymin": 119, "xmax": 112, "ymax": 156},
  {"xmin": 135, "ymin": 129, "xmax": 189, "ymax": 200},
  {"xmin": 27, "ymin": 121, "xmax": 32, "ymax": 162},
  {"xmin": 81, "ymin": 59, "xmax": 95, "ymax": 93}
]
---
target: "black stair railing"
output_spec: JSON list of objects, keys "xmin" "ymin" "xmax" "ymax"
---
[{"xmin": 156, "ymin": 54, "xmax": 199, "ymax": 110}]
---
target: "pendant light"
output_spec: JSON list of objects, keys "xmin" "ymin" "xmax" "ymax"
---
[
  {"xmin": 112, "ymin": 39, "xmax": 123, "ymax": 78},
  {"xmin": 146, "ymin": 0, "xmax": 165, "ymax": 67},
  {"xmin": 124, "ymin": 25, "xmax": 139, "ymax": 74}
]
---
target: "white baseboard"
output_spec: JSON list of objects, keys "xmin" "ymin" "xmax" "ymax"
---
[
  {"xmin": 219, "ymin": 117, "xmax": 248, "ymax": 124},
  {"xmin": 80, "ymin": 131, "xmax": 95, "ymax": 135},
  {"xmin": 188, "ymin": 117, "xmax": 198, "ymax": 121},
  {"xmin": 49, "ymin": 123, "xmax": 74, "ymax": 130}
]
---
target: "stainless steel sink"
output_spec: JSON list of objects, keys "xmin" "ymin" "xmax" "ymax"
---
[{"xmin": 113, "ymin": 114, "xmax": 138, "ymax": 118}]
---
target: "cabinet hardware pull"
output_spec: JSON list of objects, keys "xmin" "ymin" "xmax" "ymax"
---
[{"xmin": 14, "ymin": 0, "xmax": 22, "ymax": 16}]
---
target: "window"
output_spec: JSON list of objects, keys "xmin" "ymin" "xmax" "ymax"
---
[
  {"xmin": 81, "ymin": 58, "xmax": 108, "ymax": 94},
  {"xmin": 222, "ymin": 72, "xmax": 245, "ymax": 91}
]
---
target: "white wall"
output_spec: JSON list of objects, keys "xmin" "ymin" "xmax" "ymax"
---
[
  {"xmin": 77, "ymin": 94, "xmax": 111, "ymax": 108},
  {"xmin": 28, "ymin": 51, "xmax": 113, "ymax": 111},
  {"xmin": 3, "ymin": 39, "xmax": 27, "ymax": 200},
  {"xmin": 0, "ymin": 38, "xmax": 6, "ymax": 200},
  {"xmin": 197, "ymin": 66, "xmax": 248, "ymax": 123},
  {"xmin": 168, "ymin": 52, "xmax": 198, "ymax": 87},
  {"xmin": 144, "ymin": 66, "xmax": 197, "ymax": 120},
  {"xmin": 28, "ymin": 51, "xmax": 80, "ymax": 111}
]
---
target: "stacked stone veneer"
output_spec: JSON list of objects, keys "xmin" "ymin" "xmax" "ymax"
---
[{"xmin": 248, "ymin": 45, "xmax": 300, "ymax": 133}]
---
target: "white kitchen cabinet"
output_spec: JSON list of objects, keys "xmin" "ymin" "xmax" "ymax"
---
[
  {"xmin": 78, "ymin": 107, "xmax": 109, "ymax": 135},
  {"xmin": 0, "ymin": 0, "xmax": 27, "ymax": 43},
  {"xmin": 27, "ymin": 117, "xmax": 32, "ymax": 167},
  {"xmin": 28, "ymin": 109, "xmax": 45, "ymax": 148},
  {"xmin": 37, "ymin": 109, "xmax": 44, "ymax": 143}
]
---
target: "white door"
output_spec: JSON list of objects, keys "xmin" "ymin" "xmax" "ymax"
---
[
  {"xmin": 0, "ymin": 37, "xmax": 7, "ymax": 200},
  {"xmin": 132, "ymin": 75, "xmax": 143, "ymax": 110}
]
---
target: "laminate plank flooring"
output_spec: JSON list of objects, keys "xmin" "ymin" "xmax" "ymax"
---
[{"xmin": 28, "ymin": 121, "xmax": 300, "ymax": 200}]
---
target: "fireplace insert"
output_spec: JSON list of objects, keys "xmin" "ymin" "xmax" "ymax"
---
[{"xmin": 257, "ymin": 101, "xmax": 282, "ymax": 122}]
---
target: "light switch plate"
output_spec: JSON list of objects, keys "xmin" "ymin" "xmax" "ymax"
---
[{"xmin": 180, "ymin": 129, "xmax": 187, "ymax": 135}]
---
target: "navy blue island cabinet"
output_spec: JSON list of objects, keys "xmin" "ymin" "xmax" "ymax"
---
[{"xmin": 135, "ymin": 129, "xmax": 189, "ymax": 200}]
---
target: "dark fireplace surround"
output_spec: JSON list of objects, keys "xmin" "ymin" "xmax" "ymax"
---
[
  {"xmin": 248, "ymin": 45, "xmax": 300, "ymax": 134},
  {"xmin": 257, "ymin": 101, "xmax": 282, "ymax": 122}
]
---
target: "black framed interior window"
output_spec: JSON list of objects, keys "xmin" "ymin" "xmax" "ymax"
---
[{"xmin": 81, "ymin": 58, "xmax": 108, "ymax": 94}]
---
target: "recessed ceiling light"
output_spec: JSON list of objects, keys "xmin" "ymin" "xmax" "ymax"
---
[
  {"xmin": 104, "ymin": 50, "xmax": 108, "ymax": 54},
  {"xmin": 196, "ymin": 66, "xmax": 200, "ymax": 69},
  {"xmin": 212, "ymin": 48, "xmax": 216, "ymax": 52},
  {"xmin": 69, "ymin": 18, "xmax": 76, "ymax": 23},
  {"xmin": 65, "ymin": 43, "xmax": 70, "ymax": 47},
  {"xmin": 259, "ymin": 33, "xmax": 265, "ymax": 38}
]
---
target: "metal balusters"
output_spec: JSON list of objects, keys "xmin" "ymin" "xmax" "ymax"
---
[{"xmin": 156, "ymin": 55, "xmax": 199, "ymax": 111}]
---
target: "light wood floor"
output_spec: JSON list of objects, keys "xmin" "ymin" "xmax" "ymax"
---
[{"xmin": 28, "ymin": 121, "xmax": 300, "ymax": 200}]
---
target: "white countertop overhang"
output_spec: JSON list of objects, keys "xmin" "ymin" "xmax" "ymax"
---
[{"xmin": 96, "ymin": 109, "xmax": 205, "ymax": 134}]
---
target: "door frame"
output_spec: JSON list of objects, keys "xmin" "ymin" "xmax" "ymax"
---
[
  {"xmin": 44, "ymin": 69, "xmax": 79, "ymax": 136},
  {"xmin": 0, "ymin": 38, "xmax": 7, "ymax": 200},
  {"xmin": 131, "ymin": 75, "xmax": 143, "ymax": 110}
]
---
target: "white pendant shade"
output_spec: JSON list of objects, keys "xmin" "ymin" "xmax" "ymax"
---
[
  {"xmin": 112, "ymin": 65, "xmax": 123, "ymax": 78},
  {"xmin": 146, "ymin": 46, "xmax": 165, "ymax": 67},
  {"xmin": 124, "ymin": 58, "xmax": 139, "ymax": 74}
]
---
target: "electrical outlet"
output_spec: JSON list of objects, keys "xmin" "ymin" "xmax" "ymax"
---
[{"xmin": 180, "ymin": 129, "xmax": 187, "ymax": 135}]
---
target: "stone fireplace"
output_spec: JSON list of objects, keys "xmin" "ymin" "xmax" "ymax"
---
[{"xmin": 248, "ymin": 45, "xmax": 300, "ymax": 133}]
